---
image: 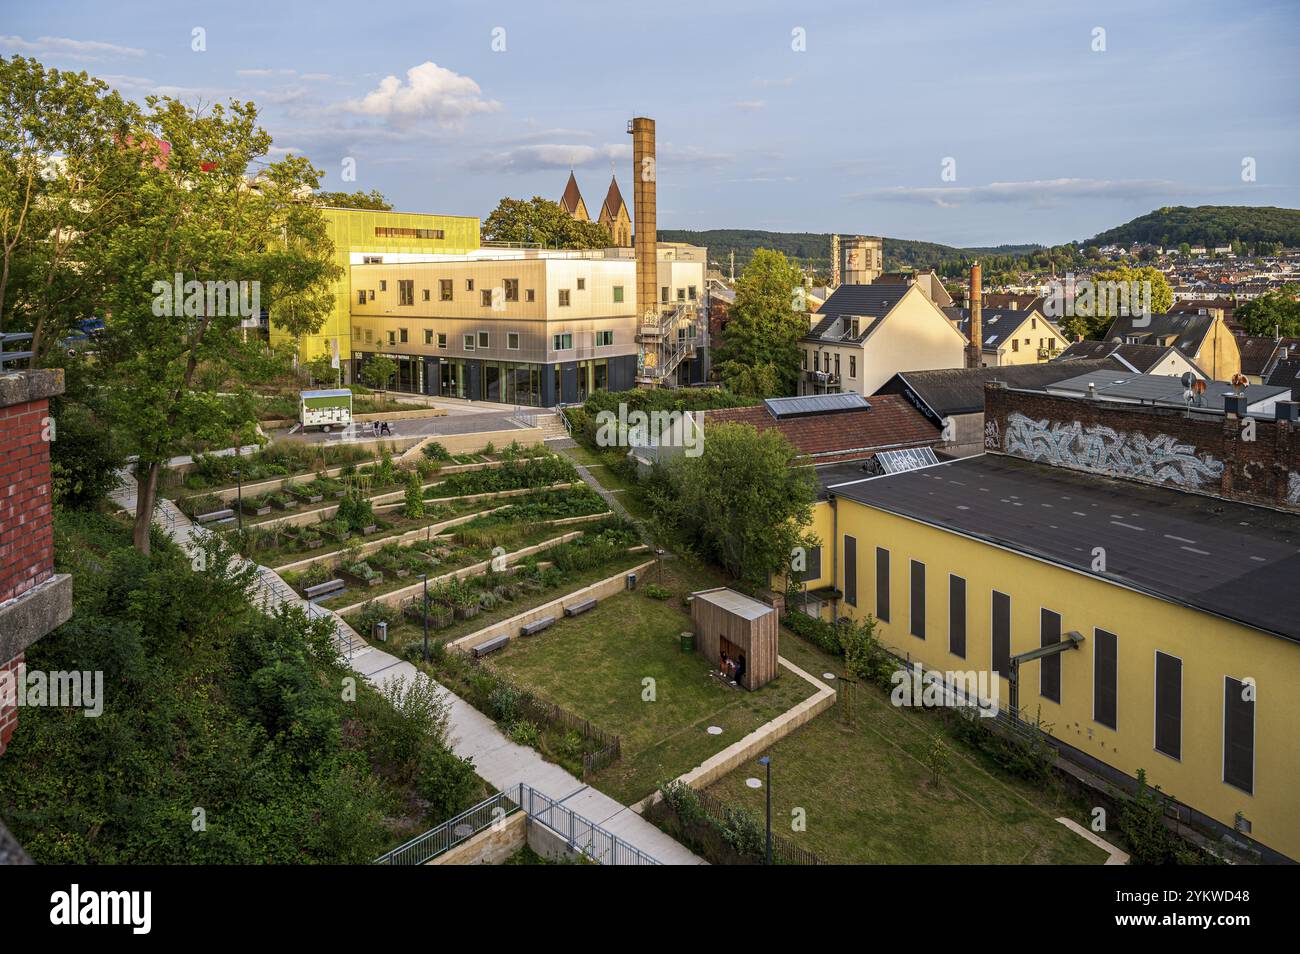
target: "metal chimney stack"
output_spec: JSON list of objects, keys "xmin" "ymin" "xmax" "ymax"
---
[
  {"xmin": 630, "ymin": 117, "xmax": 657, "ymax": 324},
  {"xmin": 967, "ymin": 261, "xmax": 983, "ymax": 369}
]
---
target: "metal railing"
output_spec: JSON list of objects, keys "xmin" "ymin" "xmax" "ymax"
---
[
  {"xmin": 0, "ymin": 332, "xmax": 34, "ymax": 367},
  {"xmin": 374, "ymin": 783, "xmax": 662, "ymax": 865},
  {"xmin": 375, "ymin": 787, "xmax": 524, "ymax": 865},
  {"xmin": 520, "ymin": 784, "xmax": 660, "ymax": 865}
]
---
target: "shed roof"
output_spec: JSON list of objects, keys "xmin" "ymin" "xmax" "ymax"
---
[{"xmin": 692, "ymin": 587, "xmax": 775, "ymax": 621}]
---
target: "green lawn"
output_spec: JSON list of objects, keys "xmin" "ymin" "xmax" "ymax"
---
[
  {"xmin": 704, "ymin": 628, "xmax": 1110, "ymax": 865},
  {"xmin": 491, "ymin": 586, "xmax": 817, "ymax": 805},
  {"xmin": 556, "ymin": 445, "xmax": 651, "ymax": 521}
]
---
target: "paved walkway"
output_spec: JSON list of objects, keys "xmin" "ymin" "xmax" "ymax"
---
[{"xmin": 110, "ymin": 469, "xmax": 702, "ymax": 865}]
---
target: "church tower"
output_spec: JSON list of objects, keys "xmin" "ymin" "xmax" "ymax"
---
[
  {"xmin": 598, "ymin": 172, "xmax": 632, "ymax": 247},
  {"xmin": 559, "ymin": 170, "xmax": 589, "ymax": 222}
]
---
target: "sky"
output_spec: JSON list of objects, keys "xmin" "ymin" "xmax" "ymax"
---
[{"xmin": 4, "ymin": 0, "xmax": 1299, "ymax": 248}]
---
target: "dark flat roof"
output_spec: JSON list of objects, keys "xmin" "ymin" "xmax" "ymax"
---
[{"xmin": 829, "ymin": 454, "xmax": 1300, "ymax": 642}]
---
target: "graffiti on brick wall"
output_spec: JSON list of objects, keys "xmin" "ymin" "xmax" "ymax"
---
[
  {"xmin": 1289, "ymin": 472, "xmax": 1300, "ymax": 506},
  {"xmin": 1002, "ymin": 411, "xmax": 1225, "ymax": 489}
]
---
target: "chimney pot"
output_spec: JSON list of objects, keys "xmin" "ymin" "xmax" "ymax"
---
[{"xmin": 1223, "ymin": 394, "xmax": 1249, "ymax": 416}]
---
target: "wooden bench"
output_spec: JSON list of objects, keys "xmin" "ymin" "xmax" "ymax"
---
[
  {"xmin": 194, "ymin": 508, "xmax": 235, "ymax": 524},
  {"xmin": 304, "ymin": 579, "xmax": 345, "ymax": 600},
  {"xmin": 472, "ymin": 635, "xmax": 510, "ymax": 657},
  {"xmin": 564, "ymin": 599, "xmax": 597, "ymax": 618},
  {"xmin": 521, "ymin": 616, "xmax": 555, "ymax": 636}
]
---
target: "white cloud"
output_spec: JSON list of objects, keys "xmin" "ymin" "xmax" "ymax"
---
[
  {"xmin": 850, "ymin": 177, "xmax": 1195, "ymax": 208},
  {"xmin": 0, "ymin": 34, "xmax": 145, "ymax": 59},
  {"xmin": 474, "ymin": 143, "xmax": 629, "ymax": 173},
  {"xmin": 734, "ymin": 100, "xmax": 766, "ymax": 111},
  {"xmin": 344, "ymin": 61, "xmax": 499, "ymax": 126}
]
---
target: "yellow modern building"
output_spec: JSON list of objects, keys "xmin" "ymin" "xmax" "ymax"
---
[
  {"xmin": 270, "ymin": 207, "xmax": 480, "ymax": 371},
  {"xmin": 798, "ymin": 439, "xmax": 1300, "ymax": 862}
]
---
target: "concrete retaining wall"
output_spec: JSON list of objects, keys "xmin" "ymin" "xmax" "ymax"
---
[
  {"xmin": 429, "ymin": 812, "xmax": 526, "ymax": 865},
  {"xmin": 400, "ymin": 428, "xmax": 543, "ymax": 464},
  {"xmin": 446, "ymin": 558, "xmax": 656, "ymax": 655}
]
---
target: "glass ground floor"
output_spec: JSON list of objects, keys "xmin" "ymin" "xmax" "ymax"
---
[{"xmin": 350, "ymin": 352, "xmax": 706, "ymax": 407}]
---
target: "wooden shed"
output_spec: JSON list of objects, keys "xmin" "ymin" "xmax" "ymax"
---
[{"xmin": 690, "ymin": 587, "xmax": 779, "ymax": 691}]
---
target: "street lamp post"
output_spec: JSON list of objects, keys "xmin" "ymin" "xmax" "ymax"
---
[
  {"xmin": 757, "ymin": 755, "xmax": 772, "ymax": 865},
  {"xmin": 420, "ymin": 572, "xmax": 430, "ymax": 663},
  {"xmin": 234, "ymin": 467, "xmax": 244, "ymax": 533}
]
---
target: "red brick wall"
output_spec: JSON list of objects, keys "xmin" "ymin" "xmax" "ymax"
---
[
  {"xmin": 0, "ymin": 396, "xmax": 54, "ymax": 604},
  {"xmin": 0, "ymin": 393, "xmax": 55, "ymax": 759},
  {"xmin": 984, "ymin": 383, "xmax": 1300, "ymax": 511},
  {"xmin": 0, "ymin": 654, "xmax": 21, "ymax": 755}
]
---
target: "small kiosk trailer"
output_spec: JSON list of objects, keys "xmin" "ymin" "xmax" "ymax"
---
[{"xmin": 299, "ymin": 389, "xmax": 353, "ymax": 433}]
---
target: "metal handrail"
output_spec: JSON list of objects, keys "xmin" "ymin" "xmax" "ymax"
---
[{"xmin": 375, "ymin": 787, "xmax": 524, "ymax": 865}]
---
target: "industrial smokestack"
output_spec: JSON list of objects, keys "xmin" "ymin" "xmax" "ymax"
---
[
  {"xmin": 630, "ymin": 117, "xmax": 657, "ymax": 324},
  {"xmin": 967, "ymin": 261, "xmax": 983, "ymax": 368}
]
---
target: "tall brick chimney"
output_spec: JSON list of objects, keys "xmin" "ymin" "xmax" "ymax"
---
[
  {"xmin": 0, "ymin": 369, "xmax": 73, "ymax": 864},
  {"xmin": 966, "ymin": 261, "xmax": 983, "ymax": 369},
  {"xmin": 630, "ymin": 117, "xmax": 657, "ymax": 324}
]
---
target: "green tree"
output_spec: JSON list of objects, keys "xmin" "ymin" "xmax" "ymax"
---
[
  {"xmin": 713, "ymin": 248, "xmax": 808, "ymax": 397},
  {"xmin": 1237, "ymin": 284, "xmax": 1300, "ymax": 338},
  {"xmin": 361, "ymin": 354, "xmax": 398, "ymax": 395},
  {"xmin": 0, "ymin": 56, "xmax": 137, "ymax": 357},
  {"xmin": 1062, "ymin": 265, "xmax": 1173, "ymax": 340},
  {"xmin": 481, "ymin": 196, "xmax": 611, "ymax": 249},
  {"xmin": 94, "ymin": 95, "xmax": 339, "ymax": 553},
  {"xmin": 315, "ymin": 189, "xmax": 392, "ymax": 210},
  {"xmin": 644, "ymin": 421, "xmax": 815, "ymax": 586}
]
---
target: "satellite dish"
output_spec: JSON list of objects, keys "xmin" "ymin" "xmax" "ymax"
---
[{"xmin": 1180, "ymin": 371, "xmax": 1196, "ymax": 389}]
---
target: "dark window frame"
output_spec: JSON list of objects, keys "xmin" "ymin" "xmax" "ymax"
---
[
  {"xmin": 875, "ymin": 547, "xmax": 890, "ymax": 622},
  {"xmin": 1093, "ymin": 628, "xmax": 1118, "ymax": 730},
  {"xmin": 948, "ymin": 574, "xmax": 966, "ymax": 658},
  {"xmin": 909, "ymin": 560, "xmax": 925, "ymax": 639}
]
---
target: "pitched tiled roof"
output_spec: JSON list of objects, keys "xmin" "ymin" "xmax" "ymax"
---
[
  {"xmin": 1103, "ymin": 312, "xmax": 1216, "ymax": 357},
  {"xmin": 1055, "ymin": 339, "xmax": 1190, "ymax": 374},
  {"xmin": 877, "ymin": 358, "xmax": 1125, "ymax": 417},
  {"xmin": 599, "ymin": 175, "xmax": 626, "ymax": 220},
  {"xmin": 816, "ymin": 283, "xmax": 909, "ymax": 319},
  {"xmin": 942, "ymin": 306, "xmax": 1049, "ymax": 352},
  {"xmin": 560, "ymin": 171, "xmax": 585, "ymax": 215},
  {"xmin": 704, "ymin": 393, "xmax": 937, "ymax": 462}
]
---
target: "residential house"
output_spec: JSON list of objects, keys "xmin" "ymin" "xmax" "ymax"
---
[
  {"xmin": 942, "ymin": 306, "xmax": 1070, "ymax": 366},
  {"xmin": 1053, "ymin": 339, "xmax": 1204, "ymax": 378},
  {"xmin": 1103, "ymin": 312, "xmax": 1242, "ymax": 380}
]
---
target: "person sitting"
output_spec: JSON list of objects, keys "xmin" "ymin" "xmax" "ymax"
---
[
  {"xmin": 732, "ymin": 654, "xmax": 746, "ymax": 686},
  {"xmin": 718, "ymin": 651, "xmax": 729, "ymax": 677}
]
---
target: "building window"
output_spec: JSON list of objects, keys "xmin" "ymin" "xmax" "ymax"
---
[
  {"xmin": 795, "ymin": 545, "xmax": 821, "ymax": 583},
  {"xmin": 364, "ymin": 329, "xmax": 373, "ymax": 344},
  {"xmin": 526, "ymin": 289, "xmax": 535, "ymax": 303},
  {"xmin": 379, "ymin": 280, "xmax": 387, "ymax": 292},
  {"xmin": 991, "ymin": 591, "xmax": 1011, "ymax": 676},
  {"xmin": 437, "ymin": 333, "xmax": 447, "ymax": 349},
  {"xmin": 374, "ymin": 226, "xmax": 444, "ymax": 239},
  {"xmin": 595, "ymin": 330, "xmax": 613, "ymax": 347},
  {"xmin": 423, "ymin": 288, "xmax": 431, "ymax": 301},
  {"xmin": 357, "ymin": 290, "xmax": 367, "ymax": 305},
  {"xmin": 440, "ymin": 279, "xmax": 453, "ymax": 302},
  {"xmin": 1155, "ymin": 651, "xmax": 1182, "ymax": 760},
  {"xmin": 661, "ymin": 286, "xmax": 669, "ymax": 304},
  {"xmin": 466, "ymin": 279, "xmax": 475, "ymax": 292},
  {"xmin": 399, "ymin": 328, "xmax": 408, "ymax": 343},
  {"xmin": 1012, "ymin": 338, "xmax": 1019, "ymax": 352},
  {"xmin": 577, "ymin": 278, "xmax": 586, "ymax": 291},
  {"xmin": 843, "ymin": 535, "xmax": 857, "ymax": 607},
  {"xmin": 399, "ymin": 280, "xmax": 414, "ymax": 306},
  {"xmin": 909, "ymin": 560, "xmax": 925, "ymax": 639},
  {"xmin": 507, "ymin": 332, "xmax": 520, "ymax": 350},
  {"xmin": 552, "ymin": 333, "xmax": 572, "ymax": 350},
  {"xmin": 504, "ymin": 278, "xmax": 519, "ymax": 302},
  {"xmin": 1223, "ymin": 676, "xmax": 1255, "ymax": 794},
  {"xmin": 368, "ymin": 289, "xmax": 375, "ymax": 301},
  {"xmin": 834, "ymin": 353, "xmax": 841, "ymax": 379},
  {"xmin": 688, "ymin": 285, "xmax": 697, "ymax": 300},
  {"xmin": 948, "ymin": 575, "xmax": 966, "ymax": 658},
  {"xmin": 480, "ymin": 290, "xmax": 493, "ymax": 307},
  {"xmin": 802, "ymin": 350, "xmax": 808, "ymax": 370},
  {"xmin": 478, "ymin": 331, "xmax": 489, "ymax": 349},
  {"xmin": 1040, "ymin": 609, "xmax": 1061, "ymax": 703},
  {"xmin": 613, "ymin": 285, "xmax": 625, "ymax": 303},
  {"xmin": 558, "ymin": 289, "xmax": 571, "ymax": 307},
  {"xmin": 424, "ymin": 329, "xmax": 433, "ymax": 345},
  {"xmin": 677, "ymin": 287, "xmax": 686, "ymax": 302},
  {"xmin": 849, "ymin": 355, "xmax": 856, "ymax": 378},
  {"xmin": 463, "ymin": 334, "xmax": 475, "ymax": 351},
  {"xmin": 387, "ymin": 331, "xmax": 396, "ymax": 346},
  {"xmin": 875, "ymin": 547, "xmax": 890, "ymax": 621},
  {"xmin": 1094, "ymin": 628, "xmax": 1118, "ymax": 730},
  {"xmin": 362, "ymin": 255, "xmax": 382, "ymax": 264}
]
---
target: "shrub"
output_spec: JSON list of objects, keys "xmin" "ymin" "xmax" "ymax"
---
[
  {"xmin": 643, "ymin": 583, "xmax": 671, "ymax": 600},
  {"xmin": 402, "ymin": 470, "xmax": 425, "ymax": 519},
  {"xmin": 508, "ymin": 720, "xmax": 540, "ymax": 747},
  {"xmin": 422, "ymin": 441, "xmax": 452, "ymax": 462}
]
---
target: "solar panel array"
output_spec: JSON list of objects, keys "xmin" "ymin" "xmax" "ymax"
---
[
  {"xmin": 875, "ymin": 446, "xmax": 940, "ymax": 474},
  {"xmin": 764, "ymin": 392, "xmax": 870, "ymax": 419}
]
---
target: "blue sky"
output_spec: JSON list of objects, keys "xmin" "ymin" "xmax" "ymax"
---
[{"xmin": 5, "ymin": 0, "xmax": 1299, "ymax": 247}]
